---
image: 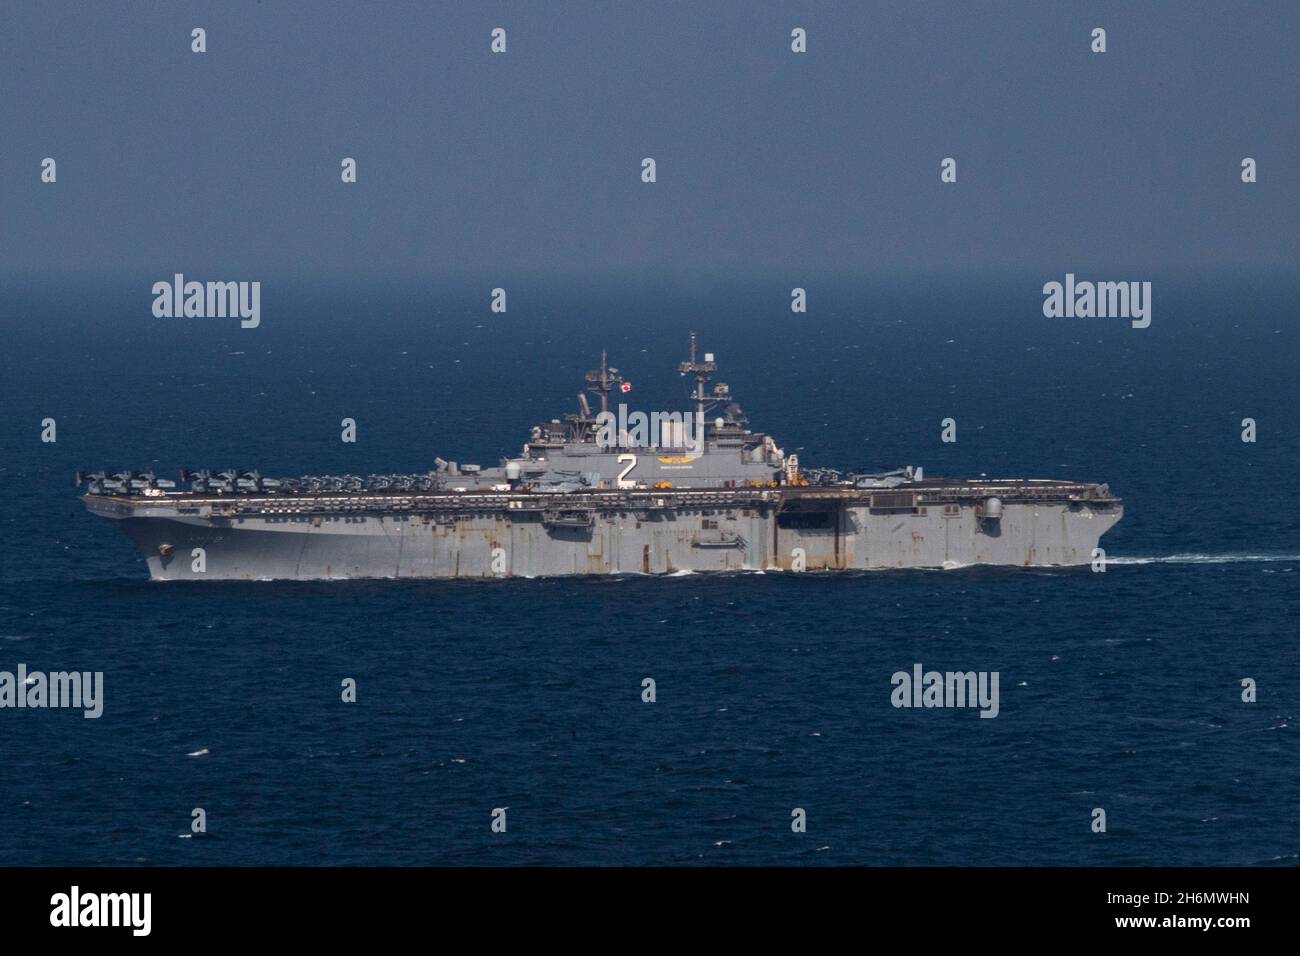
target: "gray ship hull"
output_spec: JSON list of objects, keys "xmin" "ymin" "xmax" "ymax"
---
[{"xmin": 86, "ymin": 484, "xmax": 1123, "ymax": 580}]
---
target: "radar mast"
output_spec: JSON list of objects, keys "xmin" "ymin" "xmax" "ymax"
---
[
  {"xmin": 678, "ymin": 332, "xmax": 717, "ymax": 427},
  {"xmin": 584, "ymin": 350, "xmax": 625, "ymax": 416}
]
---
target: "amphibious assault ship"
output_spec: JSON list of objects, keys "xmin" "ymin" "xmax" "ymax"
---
[{"xmin": 79, "ymin": 336, "xmax": 1122, "ymax": 580}]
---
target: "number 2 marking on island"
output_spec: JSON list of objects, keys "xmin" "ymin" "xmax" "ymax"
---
[{"xmin": 617, "ymin": 454, "xmax": 637, "ymax": 488}]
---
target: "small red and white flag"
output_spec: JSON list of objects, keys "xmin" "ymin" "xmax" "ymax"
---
[{"xmin": 620, "ymin": 382, "xmax": 632, "ymax": 393}]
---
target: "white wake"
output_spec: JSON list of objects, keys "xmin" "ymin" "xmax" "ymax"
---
[{"xmin": 1108, "ymin": 553, "xmax": 1300, "ymax": 566}]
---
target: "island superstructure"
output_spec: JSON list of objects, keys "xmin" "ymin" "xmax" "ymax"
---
[{"xmin": 78, "ymin": 336, "xmax": 1123, "ymax": 579}]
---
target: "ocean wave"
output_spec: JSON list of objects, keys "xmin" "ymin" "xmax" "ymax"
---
[{"xmin": 1109, "ymin": 553, "xmax": 1300, "ymax": 565}]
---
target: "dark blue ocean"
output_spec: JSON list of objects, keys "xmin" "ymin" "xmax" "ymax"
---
[{"xmin": 1, "ymin": 274, "xmax": 1296, "ymax": 866}]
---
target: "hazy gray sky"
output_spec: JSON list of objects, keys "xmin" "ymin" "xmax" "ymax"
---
[{"xmin": 2, "ymin": 1, "xmax": 1296, "ymax": 282}]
